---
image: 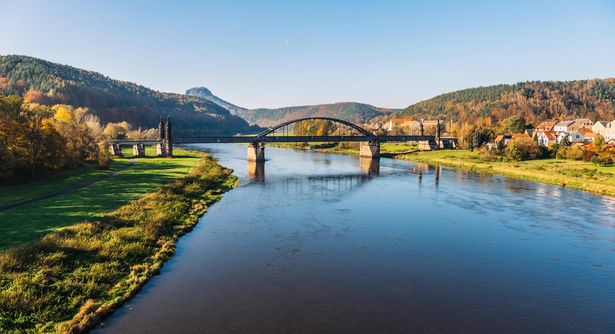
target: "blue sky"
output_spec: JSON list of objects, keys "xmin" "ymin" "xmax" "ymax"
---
[{"xmin": 2, "ymin": 0, "xmax": 614, "ymax": 108}]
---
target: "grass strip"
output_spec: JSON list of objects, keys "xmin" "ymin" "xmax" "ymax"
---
[{"xmin": 0, "ymin": 153, "xmax": 238, "ymax": 333}]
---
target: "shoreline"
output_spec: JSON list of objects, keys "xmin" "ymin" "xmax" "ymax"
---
[{"xmin": 0, "ymin": 151, "xmax": 238, "ymax": 333}]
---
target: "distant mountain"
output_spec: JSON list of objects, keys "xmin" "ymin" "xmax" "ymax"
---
[
  {"xmin": 239, "ymin": 103, "xmax": 396, "ymax": 127},
  {"xmin": 185, "ymin": 87, "xmax": 247, "ymax": 115},
  {"xmin": 185, "ymin": 86, "xmax": 396, "ymax": 127},
  {"xmin": 394, "ymin": 79, "xmax": 615, "ymax": 124},
  {"xmin": 0, "ymin": 55, "xmax": 255, "ymax": 136}
]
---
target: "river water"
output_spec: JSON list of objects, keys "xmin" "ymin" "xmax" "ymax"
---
[{"xmin": 96, "ymin": 144, "xmax": 615, "ymax": 333}]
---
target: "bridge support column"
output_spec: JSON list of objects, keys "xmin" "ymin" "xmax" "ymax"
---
[
  {"xmin": 247, "ymin": 142, "xmax": 265, "ymax": 162},
  {"xmin": 418, "ymin": 140, "xmax": 439, "ymax": 151},
  {"xmin": 359, "ymin": 141, "xmax": 380, "ymax": 159},
  {"xmin": 156, "ymin": 142, "xmax": 166, "ymax": 157},
  {"xmin": 109, "ymin": 144, "xmax": 122, "ymax": 157},
  {"xmin": 132, "ymin": 144, "xmax": 145, "ymax": 157}
]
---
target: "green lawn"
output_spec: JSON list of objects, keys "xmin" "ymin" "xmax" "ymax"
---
[
  {"xmin": 0, "ymin": 147, "xmax": 202, "ymax": 249},
  {"xmin": 0, "ymin": 160, "xmax": 132, "ymax": 208},
  {"xmin": 399, "ymin": 150, "xmax": 615, "ymax": 197}
]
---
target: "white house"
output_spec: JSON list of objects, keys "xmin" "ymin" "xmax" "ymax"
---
[
  {"xmin": 553, "ymin": 120, "xmax": 575, "ymax": 132},
  {"xmin": 593, "ymin": 121, "xmax": 609, "ymax": 137},
  {"xmin": 605, "ymin": 120, "xmax": 615, "ymax": 141},
  {"xmin": 570, "ymin": 118, "xmax": 594, "ymax": 131},
  {"xmin": 557, "ymin": 131, "xmax": 585, "ymax": 144},
  {"xmin": 537, "ymin": 131, "xmax": 557, "ymax": 146}
]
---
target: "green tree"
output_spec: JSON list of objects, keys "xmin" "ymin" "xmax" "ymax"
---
[
  {"xmin": 505, "ymin": 138, "xmax": 541, "ymax": 161},
  {"xmin": 500, "ymin": 116, "xmax": 526, "ymax": 134}
]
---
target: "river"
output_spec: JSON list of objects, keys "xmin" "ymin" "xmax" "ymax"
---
[{"xmin": 95, "ymin": 144, "xmax": 615, "ymax": 333}]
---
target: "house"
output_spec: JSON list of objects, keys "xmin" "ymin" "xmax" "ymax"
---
[
  {"xmin": 495, "ymin": 134, "xmax": 512, "ymax": 146},
  {"xmin": 605, "ymin": 120, "xmax": 615, "ymax": 141},
  {"xmin": 593, "ymin": 121, "xmax": 609, "ymax": 137},
  {"xmin": 385, "ymin": 118, "xmax": 420, "ymax": 131},
  {"xmin": 512, "ymin": 133, "xmax": 531, "ymax": 141},
  {"xmin": 537, "ymin": 131, "xmax": 557, "ymax": 146},
  {"xmin": 535, "ymin": 121, "xmax": 557, "ymax": 132},
  {"xmin": 557, "ymin": 131, "xmax": 585, "ymax": 144},
  {"xmin": 553, "ymin": 120, "xmax": 575, "ymax": 132},
  {"xmin": 569, "ymin": 118, "xmax": 594, "ymax": 131}
]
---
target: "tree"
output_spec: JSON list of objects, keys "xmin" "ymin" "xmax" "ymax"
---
[
  {"xmin": 500, "ymin": 115, "xmax": 526, "ymax": 134},
  {"xmin": 593, "ymin": 134, "xmax": 606, "ymax": 149},
  {"xmin": 471, "ymin": 125, "xmax": 494, "ymax": 149},
  {"xmin": 505, "ymin": 138, "xmax": 541, "ymax": 161}
]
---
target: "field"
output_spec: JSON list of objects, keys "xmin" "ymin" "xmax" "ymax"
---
[
  {"xmin": 399, "ymin": 150, "xmax": 615, "ymax": 197},
  {"xmin": 0, "ymin": 147, "xmax": 202, "ymax": 249}
]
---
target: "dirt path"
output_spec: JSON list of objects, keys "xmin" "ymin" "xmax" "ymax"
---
[{"xmin": 0, "ymin": 159, "xmax": 136, "ymax": 212}]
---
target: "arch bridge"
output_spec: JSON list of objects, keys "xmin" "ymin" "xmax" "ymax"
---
[{"xmin": 110, "ymin": 116, "xmax": 444, "ymax": 161}]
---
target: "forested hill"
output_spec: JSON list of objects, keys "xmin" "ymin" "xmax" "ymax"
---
[
  {"xmin": 0, "ymin": 55, "xmax": 254, "ymax": 135},
  {"xmin": 395, "ymin": 79, "xmax": 615, "ymax": 124}
]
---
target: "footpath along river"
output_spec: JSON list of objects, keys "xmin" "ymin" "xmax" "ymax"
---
[{"xmin": 96, "ymin": 144, "xmax": 615, "ymax": 333}]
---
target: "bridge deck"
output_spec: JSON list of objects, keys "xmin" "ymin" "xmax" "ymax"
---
[{"xmin": 170, "ymin": 135, "xmax": 435, "ymax": 144}]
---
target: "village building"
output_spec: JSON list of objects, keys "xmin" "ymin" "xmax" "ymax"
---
[
  {"xmin": 557, "ymin": 130, "xmax": 585, "ymax": 144},
  {"xmin": 553, "ymin": 120, "xmax": 576, "ymax": 132},
  {"xmin": 605, "ymin": 120, "xmax": 615, "ymax": 141},
  {"xmin": 593, "ymin": 121, "xmax": 609, "ymax": 137},
  {"xmin": 535, "ymin": 121, "xmax": 557, "ymax": 132},
  {"xmin": 569, "ymin": 118, "xmax": 594, "ymax": 131},
  {"xmin": 524, "ymin": 129, "xmax": 535, "ymax": 138},
  {"xmin": 384, "ymin": 118, "xmax": 420, "ymax": 132},
  {"xmin": 537, "ymin": 131, "xmax": 557, "ymax": 146}
]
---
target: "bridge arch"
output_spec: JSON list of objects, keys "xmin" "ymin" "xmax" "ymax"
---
[{"xmin": 257, "ymin": 117, "xmax": 375, "ymax": 138}]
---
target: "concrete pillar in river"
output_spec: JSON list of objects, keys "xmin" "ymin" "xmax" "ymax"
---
[
  {"xmin": 418, "ymin": 140, "xmax": 439, "ymax": 151},
  {"xmin": 247, "ymin": 142, "xmax": 266, "ymax": 162},
  {"xmin": 359, "ymin": 141, "xmax": 380, "ymax": 159}
]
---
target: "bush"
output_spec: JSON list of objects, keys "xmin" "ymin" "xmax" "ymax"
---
[{"xmin": 505, "ymin": 138, "xmax": 541, "ymax": 161}]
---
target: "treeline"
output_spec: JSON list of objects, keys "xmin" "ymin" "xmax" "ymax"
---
[
  {"xmin": 0, "ymin": 55, "xmax": 255, "ymax": 136},
  {"xmin": 0, "ymin": 95, "xmax": 110, "ymax": 183},
  {"xmin": 396, "ymin": 79, "xmax": 615, "ymax": 134}
]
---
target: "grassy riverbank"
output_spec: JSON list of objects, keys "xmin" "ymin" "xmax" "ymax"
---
[
  {"xmin": 0, "ymin": 148, "xmax": 203, "ymax": 249},
  {"xmin": 287, "ymin": 143, "xmax": 615, "ymax": 198},
  {"xmin": 397, "ymin": 150, "xmax": 615, "ymax": 197},
  {"xmin": 0, "ymin": 151, "xmax": 238, "ymax": 333}
]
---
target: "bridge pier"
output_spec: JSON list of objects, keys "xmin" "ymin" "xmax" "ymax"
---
[
  {"xmin": 359, "ymin": 141, "xmax": 380, "ymax": 159},
  {"xmin": 247, "ymin": 142, "xmax": 266, "ymax": 162},
  {"xmin": 156, "ymin": 143, "xmax": 166, "ymax": 157},
  {"xmin": 109, "ymin": 144, "xmax": 122, "ymax": 157},
  {"xmin": 132, "ymin": 144, "xmax": 145, "ymax": 157},
  {"xmin": 418, "ymin": 140, "xmax": 439, "ymax": 151}
]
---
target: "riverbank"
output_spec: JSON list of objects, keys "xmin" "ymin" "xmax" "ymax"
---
[
  {"xmin": 0, "ymin": 148, "xmax": 205, "ymax": 249},
  {"xmin": 284, "ymin": 143, "xmax": 615, "ymax": 198},
  {"xmin": 0, "ymin": 152, "xmax": 238, "ymax": 333},
  {"xmin": 397, "ymin": 150, "xmax": 615, "ymax": 198}
]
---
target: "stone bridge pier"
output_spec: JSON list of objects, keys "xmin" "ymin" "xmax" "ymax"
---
[
  {"xmin": 247, "ymin": 142, "xmax": 266, "ymax": 162},
  {"xmin": 132, "ymin": 144, "xmax": 145, "ymax": 157},
  {"xmin": 359, "ymin": 141, "xmax": 380, "ymax": 159},
  {"xmin": 109, "ymin": 144, "xmax": 122, "ymax": 157}
]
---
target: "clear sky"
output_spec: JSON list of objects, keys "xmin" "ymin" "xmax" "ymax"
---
[{"xmin": 2, "ymin": 0, "xmax": 614, "ymax": 109}]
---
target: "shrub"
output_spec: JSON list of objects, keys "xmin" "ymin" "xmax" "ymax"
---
[{"xmin": 505, "ymin": 138, "xmax": 541, "ymax": 161}]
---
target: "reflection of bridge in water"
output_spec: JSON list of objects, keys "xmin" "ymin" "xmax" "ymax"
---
[{"xmin": 248, "ymin": 159, "xmax": 442, "ymax": 188}]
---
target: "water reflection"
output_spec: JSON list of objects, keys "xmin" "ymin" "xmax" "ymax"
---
[
  {"xmin": 359, "ymin": 157, "xmax": 379, "ymax": 176},
  {"xmin": 247, "ymin": 160, "xmax": 265, "ymax": 182}
]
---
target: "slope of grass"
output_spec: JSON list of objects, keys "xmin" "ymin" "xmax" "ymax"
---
[
  {"xmin": 0, "ymin": 160, "xmax": 132, "ymax": 208},
  {"xmin": 0, "ymin": 153, "xmax": 238, "ymax": 333},
  {"xmin": 0, "ymin": 147, "xmax": 202, "ymax": 249},
  {"xmin": 399, "ymin": 150, "xmax": 615, "ymax": 197}
]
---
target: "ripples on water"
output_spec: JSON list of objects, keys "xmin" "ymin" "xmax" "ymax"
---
[{"xmin": 96, "ymin": 144, "xmax": 615, "ymax": 334}]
